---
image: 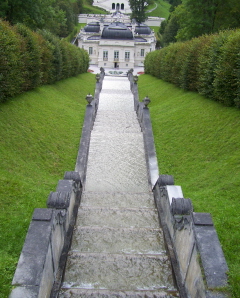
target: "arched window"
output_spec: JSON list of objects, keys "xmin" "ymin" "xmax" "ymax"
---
[
  {"xmin": 112, "ymin": 3, "xmax": 115, "ymax": 9},
  {"xmin": 116, "ymin": 3, "xmax": 120, "ymax": 10},
  {"xmin": 121, "ymin": 3, "xmax": 124, "ymax": 10}
]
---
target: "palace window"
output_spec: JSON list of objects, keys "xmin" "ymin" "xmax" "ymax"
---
[
  {"xmin": 114, "ymin": 50, "xmax": 119, "ymax": 61},
  {"xmin": 89, "ymin": 47, "xmax": 93, "ymax": 55},
  {"xmin": 103, "ymin": 50, "xmax": 108, "ymax": 61},
  {"xmin": 140, "ymin": 49, "xmax": 145, "ymax": 57},
  {"xmin": 125, "ymin": 51, "xmax": 130, "ymax": 61}
]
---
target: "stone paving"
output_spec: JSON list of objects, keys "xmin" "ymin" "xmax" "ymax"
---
[{"xmin": 60, "ymin": 76, "xmax": 178, "ymax": 297}]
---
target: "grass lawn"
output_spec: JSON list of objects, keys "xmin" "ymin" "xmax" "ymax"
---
[
  {"xmin": 146, "ymin": 0, "xmax": 171, "ymax": 18},
  {"xmin": 65, "ymin": 23, "xmax": 86, "ymax": 43},
  {"xmin": 138, "ymin": 74, "xmax": 240, "ymax": 297},
  {"xmin": 0, "ymin": 73, "xmax": 96, "ymax": 298},
  {"xmin": 82, "ymin": 0, "xmax": 107, "ymax": 14}
]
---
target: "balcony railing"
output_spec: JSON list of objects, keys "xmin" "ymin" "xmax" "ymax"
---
[
  {"xmin": 114, "ymin": 58, "xmax": 119, "ymax": 62},
  {"xmin": 103, "ymin": 57, "xmax": 108, "ymax": 61}
]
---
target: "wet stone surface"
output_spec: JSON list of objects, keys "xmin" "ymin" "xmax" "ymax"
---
[
  {"xmin": 62, "ymin": 253, "xmax": 175, "ymax": 291},
  {"xmin": 59, "ymin": 289, "xmax": 179, "ymax": 298},
  {"xmin": 61, "ymin": 76, "xmax": 178, "ymax": 296},
  {"xmin": 80, "ymin": 192, "xmax": 155, "ymax": 209},
  {"xmin": 85, "ymin": 133, "xmax": 149, "ymax": 193},
  {"xmin": 71, "ymin": 227, "xmax": 165, "ymax": 254},
  {"xmin": 76, "ymin": 207, "xmax": 159, "ymax": 228}
]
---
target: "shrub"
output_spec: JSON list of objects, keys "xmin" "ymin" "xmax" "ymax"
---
[
  {"xmin": 213, "ymin": 29, "xmax": 240, "ymax": 106},
  {"xmin": 0, "ymin": 21, "xmax": 89, "ymax": 101},
  {"xmin": 14, "ymin": 23, "xmax": 42, "ymax": 91},
  {"xmin": 197, "ymin": 31, "xmax": 231, "ymax": 100},
  {"xmin": 145, "ymin": 28, "xmax": 240, "ymax": 108},
  {"xmin": 178, "ymin": 38, "xmax": 202, "ymax": 91},
  {"xmin": 0, "ymin": 20, "xmax": 23, "ymax": 102},
  {"xmin": 60, "ymin": 39, "xmax": 72, "ymax": 79},
  {"xmin": 38, "ymin": 30, "xmax": 63, "ymax": 83},
  {"xmin": 35, "ymin": 33, "xmax": 54, "ymax": 85}
]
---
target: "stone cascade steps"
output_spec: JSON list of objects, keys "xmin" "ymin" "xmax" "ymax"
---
[
  {"xmin": 70, "ymin": 226, "xmax": 166, "ymax": 254},
  {"xmin": 76, "ymin": 206, "xmax": 159, "ymax": 228},
  {"xmin": 60, "ymin": 77, "xmax": 179, "ymax": 297},
  {"xmin": 62, "ymin": 253, "xmax": 175, "ymax": 291},
  {"xmin": 59, "ymin": 289, "xmax": 178, "ymax": 298},
  {"xmin": 80, "ymin": 191, "xmax": 156, "ymax": 209}
]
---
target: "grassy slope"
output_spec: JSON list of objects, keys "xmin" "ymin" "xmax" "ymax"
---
[
  {"xmin": 138, "ymin": 74, "xmax": 240, "ymax": 297},
  {"xmin": 0, "ymin": 73, "xmax": 96, "ymax": 298},
  {"xmin": 146, "ymin": 0, "xmax": 170, "ymax": 18},
  {"xmin": 82, "ymin": 0, "xmax": 107, "ymax": 14}
]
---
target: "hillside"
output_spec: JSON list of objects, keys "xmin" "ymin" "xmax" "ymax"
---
[
  {"xmin": 0, "ymin": 73, "xmax": 96, "ymax": 297},
  {"xmin": 138, "ymin": 74, "xmax": 240, "ymax": 297}
]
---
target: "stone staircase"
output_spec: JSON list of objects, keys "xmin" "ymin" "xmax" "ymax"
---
[{"xmin": 59, "ymin": 77, "xmax": 179, "ymax": 298}]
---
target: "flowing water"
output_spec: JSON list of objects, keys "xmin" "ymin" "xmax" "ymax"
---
[{"xmin": 60, "ymin": 76, "xmax": 179, "ymax": 298}]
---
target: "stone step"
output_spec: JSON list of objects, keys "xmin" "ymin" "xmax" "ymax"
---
[
  {"xmin": 97, "ymin": 101, "xmax": 134, "ymax": 112},
  {"xmin": 70, "ymin": 226, "xmax": 166, "ymax": 255},
  {"xmin": 92, "ymin": 124, "xmax": 141, "ymax": 134},
  {"xmin": 59, "ymin": 289, "xmax": 179, "ymax": 298},
  {"xmin": 93, "ymin": 114, "xmax": 140, "ymax": 127},
  {"xmin": 94, "ymin": 110, "xmax": 138, "ymax": 119},
  {"xmin": 89, "ymin": 131, "xmax": 144, "ymax": 141},
  {"xmin": 88, "ymin": 133, "xmax": 145, "ymax": 150},
  {"xmin": 94, "ymin": 118, "xmax": 139, "ymax": 126},
  {"xmin": 98, "ymin": 90, "xmax": 134, "ymax": 111},
  {"xmin": 100, "ymin": 88, "xmax": 132, "ymax": 94},
  {"xmin": 76, "ymin": 207, "xmax": 159, "ymax": 228},
  {"xmin": 61, "ymin": 253, "xmax": 176, "ymax": 292},
  {"xmin": 101, "ymin": 78, "xmax": 131, "ymax": 89},
  {"xmin": 85, "ymin": 132, "xmax": 149, "ymax": 193},
  {"xmin": 80, "ymin": 191, "xmax": 155, "ymax": 208}
]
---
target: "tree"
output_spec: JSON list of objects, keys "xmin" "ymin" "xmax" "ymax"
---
[
  {"xmin": 161, "ymin": 15, "xmax": 180, "ymax": 46},
  {"xmin": 169, "ymin": 0, "xmax": 182, "ymax": 12},
  {"xmin": 0, "ymin": 0, "xmax": 81, "ymax": 37},
  {"xmin": 173, "ymin": 0, "xmax": 240, "ymax": 41},
  {"xmin": 128, "ymin": 0, "xmax": 152, "ymax": 24},
  {"xmin": 175, "ymin": 0, "xmax": 219, "ymax": 41}
]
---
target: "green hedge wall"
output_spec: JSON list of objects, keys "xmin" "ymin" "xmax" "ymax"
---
[
  {"xmin": 144, "ymin": 29, "xmax": 240, "ymax": 108},
  {"xmin": 0, "ymin": 20, "xmax": 89, "ymax": 103}
]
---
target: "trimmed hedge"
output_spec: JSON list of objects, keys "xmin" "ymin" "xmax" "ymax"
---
[
  {"xmin": 0, "ymin": 21, "xmax": 23, "ymax": 99},
  {"xmin": 144, "ymin": 29, "xmax": 240, "ymax": 108},
  {"xmin": 0, "ymin": 20, "xmax": 89, "ymax": 103}
]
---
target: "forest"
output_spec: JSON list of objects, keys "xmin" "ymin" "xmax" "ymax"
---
[
  {"xmin": 159, "ymin": 0, "xmax": 240, "ymax": 46},
  {"xmin": 2, "ymin": 0, "xmax": 240, "ymax": 43},
  {"xmin": 0, "ymin": 0, "xmax": 93, "ymax": 37}
]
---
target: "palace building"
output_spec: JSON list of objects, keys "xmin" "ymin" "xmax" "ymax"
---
[{"xmin": 77, "ymin": 12, "xmax": 156, "ymax": 69}]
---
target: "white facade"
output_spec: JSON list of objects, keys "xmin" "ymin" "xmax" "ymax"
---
[
  {"xmin": 92, "ymin": 0, "xmax": 131, "ymax": 14},
  {"xmin": 77, "ymin": 13, "xmax": 156, "ymax": 69}
]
